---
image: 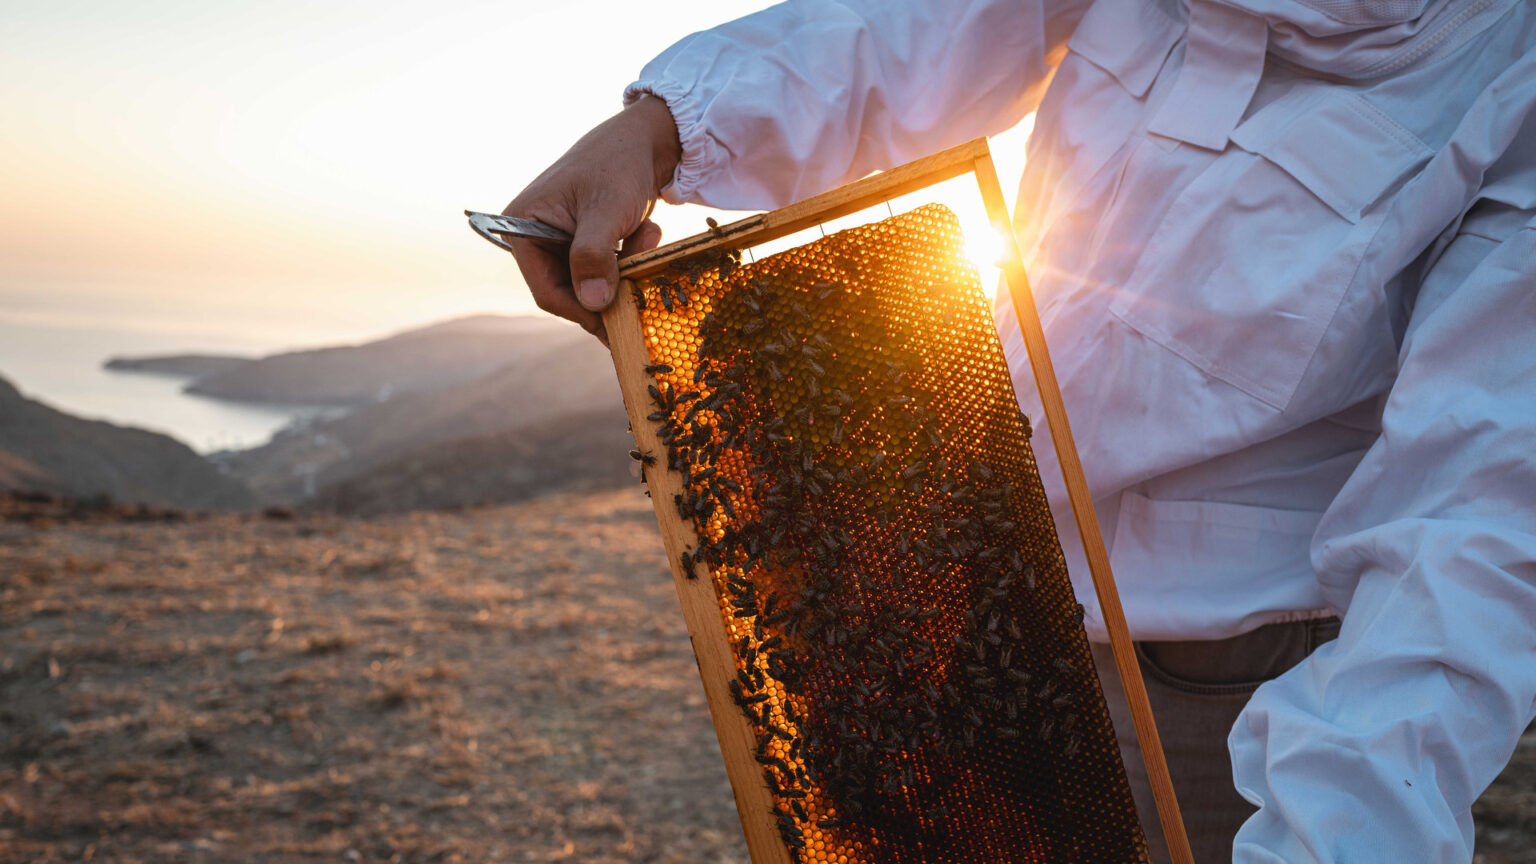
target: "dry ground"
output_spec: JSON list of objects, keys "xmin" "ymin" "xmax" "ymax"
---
[
  {"xmin": 1, "ymin": 490, "xmax": 742, "ymax": 863},
  {"xmin": 1, "ymin": 489, "xmax": 1532, "ymax": 863}
]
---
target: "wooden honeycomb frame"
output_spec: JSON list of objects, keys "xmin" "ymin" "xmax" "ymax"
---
[{"xmin": 604, "ymin": 138, "xmax": 1194, "ymax": 864}]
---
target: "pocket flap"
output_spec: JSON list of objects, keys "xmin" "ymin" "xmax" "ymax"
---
[
  {"xmin": 1231, "ymin": 89, "xmax": 1433, "ymax": 222},
  {"xmin": 1067, "ymin": 0, "xmax": 1183, "ymax": 98},
  {"xmin": 1107, "ymin": 491, "xmax": 1330, "ymax": 639}
]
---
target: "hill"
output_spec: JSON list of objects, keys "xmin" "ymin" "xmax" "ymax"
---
[
  {"xmin": 222, "ymin": 334, "xmax": 628, "ymax": 510},
  {"xmin": 183, "ymin": 314, "xmax": 582, "ymax": 405},
  {"xmin": 0, "ymin": 375, "xmax": 255, "ymax": 511},
  {"xmin": 313, "ymin": 406, "xmax": 635, "ymax": 516}
]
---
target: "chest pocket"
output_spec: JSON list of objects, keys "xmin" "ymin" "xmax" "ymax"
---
[{"xmin": 1107, "ymin": 86, "xmax": 1433, "ymax": 411}]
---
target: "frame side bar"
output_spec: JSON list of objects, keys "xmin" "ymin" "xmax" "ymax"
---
[
  {"xmin": 600, "ymin": 284, "xmax": 793, "ymax": 864},
  {"xmin": 971, "ymin": 149, "xmax": 1196, "ymax": 864},
  {"xmin": 620, "ymin": 138, "xmax": 990, "ymax": 281}
]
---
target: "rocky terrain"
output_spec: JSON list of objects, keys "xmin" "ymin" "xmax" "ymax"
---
[
  {"xmin": 0, "ymin": 490, "xmax": 1532, "ymax": 863},
  {"xmin": 0, "ymin": 376, "xmax": 255, "ymax": 512}
]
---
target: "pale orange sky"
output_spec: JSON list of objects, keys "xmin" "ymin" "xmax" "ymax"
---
[{"xmin": 1, "ymin": 1, "xmax": 1028, "ymax": 352}]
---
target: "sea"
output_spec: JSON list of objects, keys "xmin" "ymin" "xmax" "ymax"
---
[{"xmin": 0, "ymin": 317, "xmax": 339, "ymax": 454}]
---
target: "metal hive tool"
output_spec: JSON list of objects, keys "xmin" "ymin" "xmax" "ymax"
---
[{"xmin": 586, "ymin": 139, "xmax": 1193, "ymax": 864}]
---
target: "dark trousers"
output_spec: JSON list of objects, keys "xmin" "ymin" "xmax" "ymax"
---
[{"xmin": 1091, "ymin": 617, "xmax": 1342, "ymax": 864}]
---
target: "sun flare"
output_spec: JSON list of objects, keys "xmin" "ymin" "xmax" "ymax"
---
[{"xmin": 962, "ymin": 221, "xmax": 1008, "ymax": 272}]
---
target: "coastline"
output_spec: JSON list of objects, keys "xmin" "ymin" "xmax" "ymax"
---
[{"xmin": 0, "ymin": 318, "xmax": 336, "ymax": 454}]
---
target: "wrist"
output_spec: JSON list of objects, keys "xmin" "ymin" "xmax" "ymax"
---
[{"xmin": 627, "ymin": 94, "xmax": 682, "ymax": 196}]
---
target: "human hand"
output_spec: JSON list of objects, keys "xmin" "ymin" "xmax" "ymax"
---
[{"xmin": 501, "ymin": 95, "xmax": 681, "ymax": 344}]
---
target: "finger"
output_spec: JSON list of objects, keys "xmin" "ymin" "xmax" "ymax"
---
[
  {"xmin": 621, "ymin": 219, "xmax": 664, "ymax": 258},
  {"xmin": 505, "ymin": 236, "xmax": 603, "ymax": 337},
  {"xmin": 569, "ymin": 209, "xmax": 628, "ymax": 312}
]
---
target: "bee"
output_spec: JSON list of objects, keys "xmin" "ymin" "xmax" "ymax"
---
[
  {"xmin": 1037, "ymin": 678, "xmax": 1059, "ymax": 701},
  {"xmin": 660, "ymin": 284, "xmax": 679, "ymax": 313},
  {"xmin": 756, "ymin": 753, "xmax": 793, "ymax": 774},
  {"xmin": 774, "ymin": 780, "xmax": 811, "ymax": 799},
  {"xmin": 1003, "ymin": 695, "xmax": 1020, "ymax": 720}
]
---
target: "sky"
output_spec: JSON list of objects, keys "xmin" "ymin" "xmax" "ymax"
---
[{"xmin": 0, "ymin": 0, "xmax": 1029, "ymax": 353}]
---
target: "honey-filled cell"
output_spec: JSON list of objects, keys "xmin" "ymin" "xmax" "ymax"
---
[{"xmin": 632, "ymin": 204, "xmax": 1148, "ymax": 863}]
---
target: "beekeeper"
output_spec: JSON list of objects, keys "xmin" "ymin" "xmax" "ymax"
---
[{"xmin": 500, "ymin": 1, "xmax": 1536, "ymax": 861}]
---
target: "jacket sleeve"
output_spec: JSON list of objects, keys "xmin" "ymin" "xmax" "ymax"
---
[
  {"xmin": 623, "ymin": 0, "xmax": 1088, "ymax": 210},
  {"xmin": 1229, "ymin": 207, "xmax": 1536, "ymax": 863}
]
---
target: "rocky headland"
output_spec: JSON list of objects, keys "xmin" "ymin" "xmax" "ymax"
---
[{"xmin": 103, "ymin": 354, "xmax": 255, "ymax": 380}]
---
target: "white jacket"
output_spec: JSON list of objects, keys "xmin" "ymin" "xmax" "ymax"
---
[{"xmin": 623, "ymin": 0, "xmax": 1536, "ymax": 860}]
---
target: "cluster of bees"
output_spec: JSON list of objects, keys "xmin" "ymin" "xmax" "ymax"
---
[{"xmin": 627, "ymin": 206, "xmax": 1145, "ymax": 863}]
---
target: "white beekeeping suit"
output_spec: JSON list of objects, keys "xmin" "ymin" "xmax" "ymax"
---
[{"xmin": 623, "ymin": 0, "xmax": 1536, "ymax": 861}]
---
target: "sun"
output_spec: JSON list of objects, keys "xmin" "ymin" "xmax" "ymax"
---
[{"xmin": 962, "ymin": 221, "xmax": 1008, "ymax": 273}]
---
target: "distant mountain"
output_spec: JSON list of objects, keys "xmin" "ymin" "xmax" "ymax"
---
[
  {"xmin": 0, "ymin": 375, "xmax": 255, "ymax": 511},
  {"xmin": 184, "ymin": 314, "xmax": 583, "ymax": 405},
  {"xmin": 222, "ymin": 332, "xmax": 629, "ymax": 508},
  {"xmin": 104, "ymin": 354, "xmax": 255, "ymax": 379}
]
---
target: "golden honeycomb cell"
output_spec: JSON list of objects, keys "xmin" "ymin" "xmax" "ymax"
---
[{"xmin": 632, "ymin": 204, "xmax": 1148, "ymax": 863}]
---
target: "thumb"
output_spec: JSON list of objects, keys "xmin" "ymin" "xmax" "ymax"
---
[{"xmin": 569, "ymin": 210, "xmax": 627, "ymax": 311}]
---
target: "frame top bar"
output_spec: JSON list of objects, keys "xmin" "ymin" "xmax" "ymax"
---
[{"xmin": 618, "ymin": 138, "xmax": 991, "ymax": 281}]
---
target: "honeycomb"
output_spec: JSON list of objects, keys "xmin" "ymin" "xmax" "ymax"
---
[{"xmin": 630, "ymin": 204, "xmax": 1148, "ymax": 863}]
